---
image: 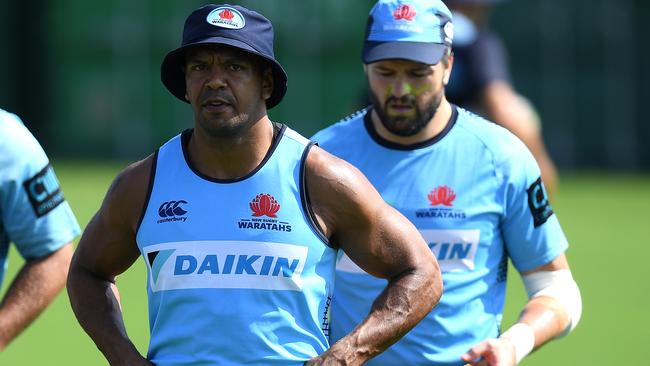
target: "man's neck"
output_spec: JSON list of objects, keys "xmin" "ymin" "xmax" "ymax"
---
[
  {"xmin": 188, "ymin": 116, "xmax": 275, "ymax": 180},
  {"xmin": 371, "ymin": 99, "xmax": 452, "ymax": 146}
]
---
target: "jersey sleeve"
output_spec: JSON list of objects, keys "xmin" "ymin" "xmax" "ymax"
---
[
  {"xmin": 499, "ymin": 136, "xmax": 568, "ymax": 273},
  {"xmin": 0, "ymin": 113, "xmax": 81, "ymax": 259}
]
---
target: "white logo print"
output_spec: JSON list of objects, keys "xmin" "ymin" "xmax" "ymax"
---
[
  {"xmin": 337, "ymin": 229, "xmax": 480, "ymax": 274},
  {"xmin": 206, "ymin": 7, "xmax": 245, "ymax": 29},
  {"xmin": 144, "ymin": 241, "xmax": 308, "ymax": 292}
]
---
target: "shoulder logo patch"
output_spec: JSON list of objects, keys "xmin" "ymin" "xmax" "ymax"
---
[
  {"xmin": 22, "ymin": 164, "xmax": 65, "ymax": 217},
  {"xmin": 527, "ymin": 177, "xmax": 554, "ymax": 227}
]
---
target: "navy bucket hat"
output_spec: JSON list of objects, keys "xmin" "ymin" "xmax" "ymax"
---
[
  {"xmin": 161, "ymin": 4, "xmax": 288, "ymax": 109},
  {"xmin": 363, "ymin": 0, "xmax": 454, "ymax": 65}
]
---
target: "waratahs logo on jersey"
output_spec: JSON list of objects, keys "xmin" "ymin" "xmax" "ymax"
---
[
  {"xmin": 415, "ymin": 186, "xmax": 466, "ymax": 219},
  {"xmin": 238, "ymin": 193, "xmax": 292, "ymax": 232},
  {"xmin": 206, "ymin": 6, "xmax": 245, "ymax": 29},
  {"xmin": 428, "ymin": 186, "xmax": 456, "ymax": 206},
  {"xmin": 157, "ymin": 200, "xmax": 189, "ymax": 224},
  {"xmin": 393, "ymin": 5, "xmax": 416, "ymax": 21}
]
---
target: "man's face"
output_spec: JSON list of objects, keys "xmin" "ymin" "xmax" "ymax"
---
[
  {"xmin": 366, "ymin": 57, "xmax": 451, "ymax": 137},
  {"xmin": 184, "ymin": 45, "xmax": 273, "ymax": 138}
]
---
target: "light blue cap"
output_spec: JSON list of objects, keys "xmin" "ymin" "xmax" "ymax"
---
[{"xmin": 363, "ymin": 0, "xmax": 454, "ymax": 65}]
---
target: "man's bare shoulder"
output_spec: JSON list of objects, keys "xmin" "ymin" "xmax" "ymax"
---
[
  {"xmin": 303, "ymin": 145, "xmax": 384, "ymax": 241},
  {"xmin": 102, "ymin": 153, "xmax": 157, "ymax": 231}
]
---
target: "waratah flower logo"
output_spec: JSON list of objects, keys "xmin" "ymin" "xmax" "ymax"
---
[
  {"xmin": 393, "ymin": 5, "xmax": 416, "ymax": 21},
  {"xmin": 250, "ymin": 194, "xmax": 280, "ymax": 218},
  {"xmin": 428, "ymin": 186, "xmax": 456, "ymax": 207},
  {"xmin": 219, "ymin": 9, "xmax": 234, "ymax": 20}
]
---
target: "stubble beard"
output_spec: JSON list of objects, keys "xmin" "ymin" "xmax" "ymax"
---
[{"xmin": 370, "ymin": 89, "xmax": 443, "ymax": 137}]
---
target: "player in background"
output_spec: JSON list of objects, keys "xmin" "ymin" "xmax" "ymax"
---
[
  {"xmin": 444, "ymin": 0, "xmax": 558, "ymax": 198},
  {"xmin": 312, "ymin": 0, "xmax": 581, "ymax": 365},
  {"xmin": 0, "ymin": 108, "xmax": 80, "ymax": 350},
  {"xmin": 67, "ymin": 4, "xmax": 442, "ymax": 365}
]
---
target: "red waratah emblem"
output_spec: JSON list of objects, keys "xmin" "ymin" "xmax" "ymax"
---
[
  {"xmin": 428, "ymin": 186, "xmax": 456, "ymax": 207},
  {"xmin": 250, "ymin": 194, "xmax": 280, "ymax": 218},
  {"xmin": 393, "ymin": 5, "xmax": 416, "ymax": 21},
  {"xmin": 219, "ymin": 9, "xmax": 234, "ymax": 20}
]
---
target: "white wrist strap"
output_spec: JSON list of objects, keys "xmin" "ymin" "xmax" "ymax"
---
[{"xmin": 500, "ymin": 323, "xmax": 535, "ymax": 364}]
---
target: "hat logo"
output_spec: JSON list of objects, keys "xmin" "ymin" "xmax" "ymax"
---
[
  {"xmin": 219, "ymin": 9, "xmax": 234, "ymax": 21},
  {"xmin": 393, "ymin": 5, "xmax": 416, "ymax": 21},
  {"xmin": 206, "ymin": 6, "xmax": 245, "ymax": 29}
]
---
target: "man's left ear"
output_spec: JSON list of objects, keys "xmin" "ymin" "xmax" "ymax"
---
[{"xmin": 262, "ymin": 67, "xmax": 274, "ymax": 100}]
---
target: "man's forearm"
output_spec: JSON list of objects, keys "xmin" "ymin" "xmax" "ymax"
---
[
  {"xmin": 322, "ymin": 267, "xmax": 442, "ymax": 365},
  {"xmin": 0, "ymin": 243, "xmax": 73, "ymax": 350},
  {"xmin": 67, "ymin": 266, "xmax": 148, "ymax": 365}
]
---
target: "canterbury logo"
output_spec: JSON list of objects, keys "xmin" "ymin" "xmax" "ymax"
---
[
  {"xmin": 393, "ymin": 5, "xmax": 416, "ymax": 21},
  {"xmin": 250, "ymin": 194, "xmax": 280, "ymax": 218},
  {"xmin": 158, "ymin": 200, "xmax": 188, "ymax": 218},
  {"xmin": 428, "ymin": 186, "xmax": 456, "ymax": 207}
]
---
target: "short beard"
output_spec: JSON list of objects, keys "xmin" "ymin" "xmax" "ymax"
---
[{"xmin": 369, "ymin": 90, "xmax": 443, "ymax": 137}]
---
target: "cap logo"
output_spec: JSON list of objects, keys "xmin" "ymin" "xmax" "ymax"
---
[
  {"xmin": 393, "ymin": 4, "xmax": 416, "ymax": 21},
  {"xmin": 206, "ymin": 6, "xmax": 245, "ymax": 29},
  {"xmin": 443, "ymin": 22, "xmax": 454, "ymax": 44}
]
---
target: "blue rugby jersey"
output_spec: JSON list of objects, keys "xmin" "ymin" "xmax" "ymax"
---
[
  {"xmin": 312, "ymin": 106, "xmax": 568, "ymax": 366},
  {"xmin": 0, "ymin": 109, "xmax": 80, "ymax": 287},
  {"xmin": 136, "ymin": 125, "xmax": 336, "ymax": 365}
]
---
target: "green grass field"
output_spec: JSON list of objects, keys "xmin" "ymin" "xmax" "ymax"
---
[{"xmin": 1, "ymin": 161, "xmax": 648, "ymax": 365}]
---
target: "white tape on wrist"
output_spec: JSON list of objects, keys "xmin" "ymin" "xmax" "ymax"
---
[{"xmin": 500, "ymin": 323, "xmax": 535, "ymax": 364}]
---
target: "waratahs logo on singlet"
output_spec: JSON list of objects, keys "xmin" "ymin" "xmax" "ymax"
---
[
  {"xmin": 415, "ymin": 185, "xmax": 467, "ymax": 220},
  {"xmin": 237, "ymin": 193, "xmax": 292, "ymax": 232}
]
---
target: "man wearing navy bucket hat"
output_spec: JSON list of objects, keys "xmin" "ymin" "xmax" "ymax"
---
[
  {"xmin": 68, "ymin": 3, "xmax": 442, "ymax": 366},
  {"xmin": 312, "ymin": 0, "xmax": 581, "ymax": 365}
]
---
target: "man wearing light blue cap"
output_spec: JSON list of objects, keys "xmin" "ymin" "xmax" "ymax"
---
[{"xmin": 312, "ymin": 0, "xmax": 582, "ymax": 365}]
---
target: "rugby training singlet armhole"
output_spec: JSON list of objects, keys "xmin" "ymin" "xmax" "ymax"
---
[
  {"xmin": 135, "ymin": 149, "xmax": 159, "ymax": 235},
  {"xmin": 180, "ymin": 125, "xmax": 288, "ymax": 183},
  {"xmin": 299, "ymin": 142, "xmax": 333, "ymax": 248}
]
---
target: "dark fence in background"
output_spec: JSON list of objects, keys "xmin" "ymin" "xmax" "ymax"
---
[{"xmin": 1, "ymin": 0, "xmax": 648, "ymax": 170}]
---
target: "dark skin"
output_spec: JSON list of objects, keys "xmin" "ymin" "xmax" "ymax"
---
[{"xmin": 67, "ymin": 45, "xmax": 442, "ymax": 365}]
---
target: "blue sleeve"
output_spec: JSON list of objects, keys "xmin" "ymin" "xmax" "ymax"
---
[
  {"xmin": 499, "ymin": 137, "xmax": 568, "ymax": 273},
  {"xmin": 0, "ymin": 113, "xmax": 81, "ymax": 259}
]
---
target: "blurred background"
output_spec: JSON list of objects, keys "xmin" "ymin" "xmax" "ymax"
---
[
  {"xmin": 1, "ymin": 0, "xmax": 649, "ymax": 169},
  {"xmin": 1, "ymin": 0, "xmax": 648, "ymax": 365}
]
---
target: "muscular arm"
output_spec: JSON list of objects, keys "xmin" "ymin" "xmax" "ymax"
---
[
  {"xmin": 305, "ymin": 147, "xmax": 442, "ymax": 365},
  {"xmin": 482, "ymin": 81, "xmax": 558, "ymax": 199},
  {"xmin": 0, "ymin": 243, "xmax": 73, "ymax": 350},
  {"xmin": 67, "ymin": 156, "xmax": 154, "ymax": 366},
  {"xmin": 462, "ymin": 253, "xmax": 579, "ymax": 365}
]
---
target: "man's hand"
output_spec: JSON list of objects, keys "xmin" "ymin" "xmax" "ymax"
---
[{"xmin": 461, "ymin": 338, "xmax": 516, "ymax": 366}]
